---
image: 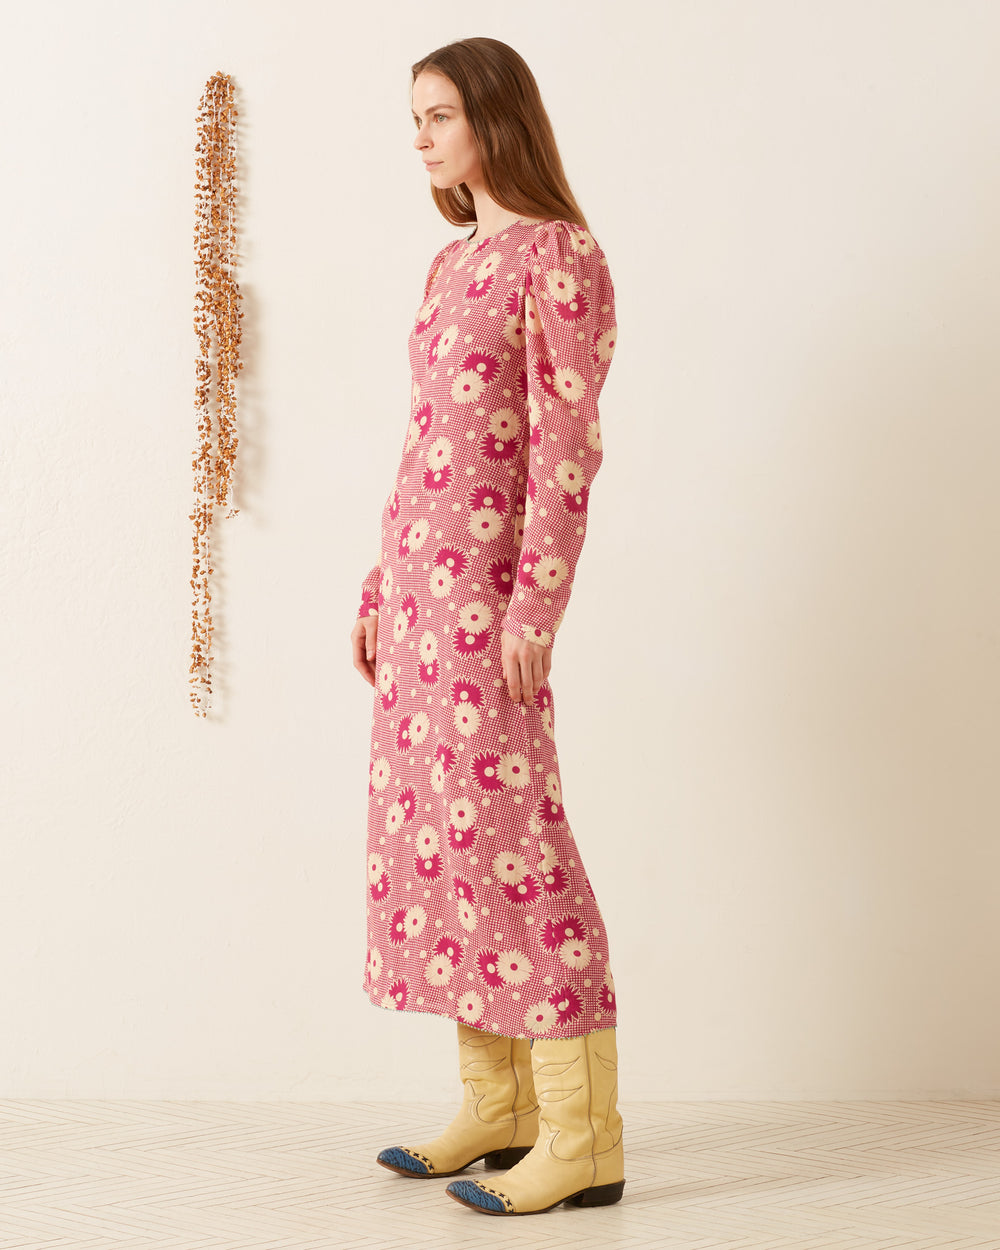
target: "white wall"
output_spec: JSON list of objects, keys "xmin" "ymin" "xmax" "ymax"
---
[{"xmin": 2, "ymin": 0, "xmax": 998, "ymax": 1102}]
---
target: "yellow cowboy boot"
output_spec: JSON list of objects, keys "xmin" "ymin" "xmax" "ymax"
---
[
  {"xmin": 445, "ymin": 1026, "xmax": 625, "ymax": 1214},
  {"xmin": 376, "ymin": 1021, "xmax": 539, "ymax": 1178}
]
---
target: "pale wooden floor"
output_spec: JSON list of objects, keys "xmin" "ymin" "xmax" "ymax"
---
[{"xmin": 0, "ymin": 1098, "xmax": 998, "ymax": 1248}]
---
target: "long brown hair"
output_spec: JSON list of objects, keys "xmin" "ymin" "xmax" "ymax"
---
[{"xmin": 411, "ymin": 37, "xmax": 589, "ymax": 235}]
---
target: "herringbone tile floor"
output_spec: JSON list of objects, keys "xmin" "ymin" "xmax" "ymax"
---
[{"xmin": 0, "ymin": 1098, "xmax": 998, "ymax": 1248}]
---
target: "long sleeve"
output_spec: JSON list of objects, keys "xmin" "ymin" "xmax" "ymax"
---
[{"xmin": 501, "ymin": 221, "xmax": 619, "ymax": 648}]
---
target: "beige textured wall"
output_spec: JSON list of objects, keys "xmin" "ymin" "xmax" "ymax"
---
[{"xmin": 2, "ymin": 0, "xmax": 998, "ymax": 1100}]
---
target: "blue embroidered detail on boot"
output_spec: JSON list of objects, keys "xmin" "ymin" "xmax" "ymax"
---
[
  {"xmin": 447, "ymin": 1179, "xmax": 506, "ymax": 1211},
  {"xmin": 378, "ymin": 1146, "xmax": 429, "ymax": 1174}
]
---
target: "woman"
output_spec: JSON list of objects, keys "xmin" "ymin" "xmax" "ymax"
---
[{"xmin": 349, "ymin": 36, "xmax": 624, "ymax": 1216}]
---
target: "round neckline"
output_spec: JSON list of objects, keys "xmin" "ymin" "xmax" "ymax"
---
[{"xmin": 465, "ymin": 216, "xmax": 547, "ymax": 246}]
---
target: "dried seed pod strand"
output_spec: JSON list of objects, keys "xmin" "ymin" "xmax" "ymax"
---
[{"xmin": 190, "ymin": 72, "xmax": 243, "ymax": 716}]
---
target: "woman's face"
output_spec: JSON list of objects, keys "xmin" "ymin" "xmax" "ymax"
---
[{"xmin": 411, "ymin": 70, "xmax": 482, "ymax": 191}]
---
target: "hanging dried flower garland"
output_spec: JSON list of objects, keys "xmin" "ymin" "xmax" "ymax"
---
[{"xmin": 189, "ymin": 71, "xmax": 244, "ymax": 717}]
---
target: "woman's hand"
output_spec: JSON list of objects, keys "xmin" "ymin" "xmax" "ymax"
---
[
  {"xmin": 501, "ymin": 627, "xmax": 552, "ymax": 706},
  {"xmin": 351, "ymin": 614, "xmax": 379, "ymax": 686}
]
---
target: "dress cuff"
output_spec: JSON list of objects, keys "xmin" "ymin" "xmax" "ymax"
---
[
  {"xmin": 500, "ymin": 612, "xmax": 554, "ymax": 649},
  {"xmin": 358, "ymin": 589, "xmax": 379, "ymax": 619}
]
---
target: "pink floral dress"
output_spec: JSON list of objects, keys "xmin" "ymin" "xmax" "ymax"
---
[{"xmin": 357, "ymin": 216, "xmax": 619, "ymax": 1039}]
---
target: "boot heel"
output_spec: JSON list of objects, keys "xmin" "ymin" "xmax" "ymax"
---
[
  {"xmin": 484, "ymin": 1145, "xmax": 532, "ymax": 1168},
  {"xmin": 569, "ymin": 1178, "xmax": 626, "ymax": 1207}
]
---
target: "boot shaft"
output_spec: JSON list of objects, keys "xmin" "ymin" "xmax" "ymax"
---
[
  {"xmin": 457, "ymin": 1022, "xmax": 538, "ymax": 1127},
  {"xmin": 528, "ymin": 1027, "xmax": 623, "ymax": 1160}
]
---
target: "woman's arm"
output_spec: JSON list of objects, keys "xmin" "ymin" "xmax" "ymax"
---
[{"xmin": 501, "ymin": 221, "xmax": 619, "ymax": 651}]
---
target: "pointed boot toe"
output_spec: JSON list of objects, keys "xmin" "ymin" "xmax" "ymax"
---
[
  {"xmin": 446, "ymin": 1179, "xmax": 509, "ymax": 1213},
  {"xmin": 376, "ymin": 1146, "xmax": 431, "ymax": 1176}
]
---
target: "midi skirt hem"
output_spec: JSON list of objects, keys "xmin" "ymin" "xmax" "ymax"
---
[{"xmin": 363, "ymin": 982, "xmax": 618, "ymax": 1041}]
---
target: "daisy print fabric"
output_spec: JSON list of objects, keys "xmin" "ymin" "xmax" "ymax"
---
[{"xmin": 357, "ymin": 217, "xmax": 619, "ymax": 1039}]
